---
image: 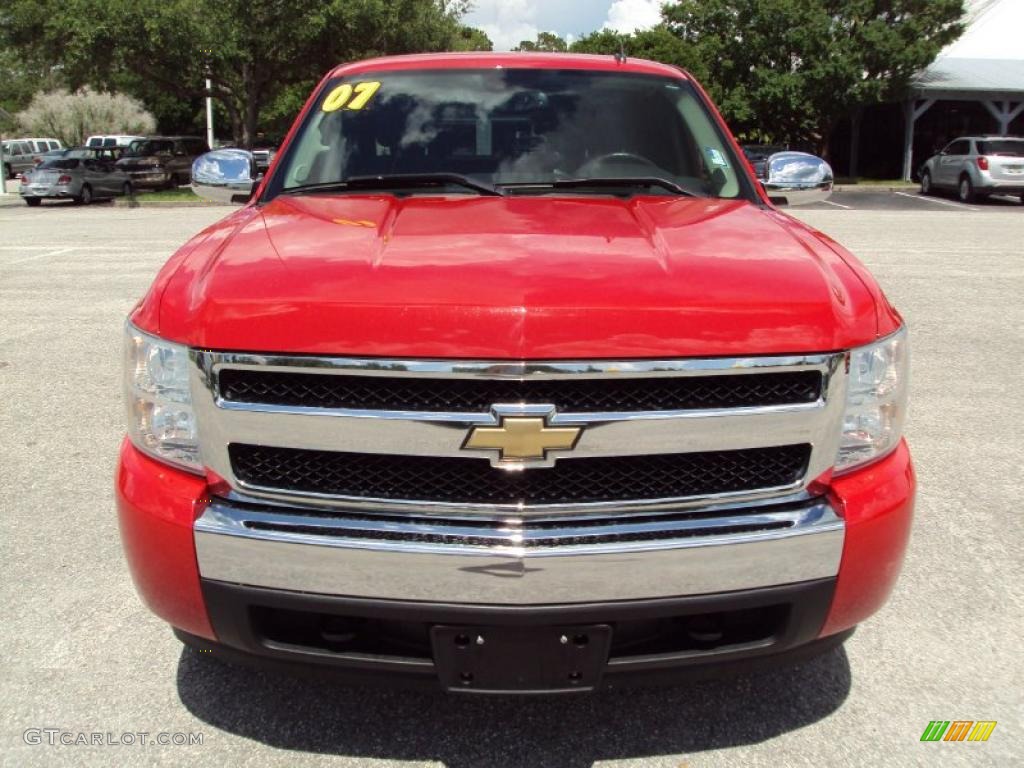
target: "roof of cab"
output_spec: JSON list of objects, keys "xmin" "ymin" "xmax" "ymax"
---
[{"xmin": 329, "ymin": 52, "xmax": 689, "ymax": 80}]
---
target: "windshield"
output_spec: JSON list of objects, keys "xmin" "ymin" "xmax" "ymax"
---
[
  {"xmin": 39, "ymin": 159, "xmax": 80, "ymax": 170},
  {"xmin": 268, "ymin": 69, "xmax": 747, "ymax": 200},
  {"xmin": 977, "ymin": 140, "xmax": 1024, "ymax": 157},
  {"xmin": 136, "ymin": 140, "xmax": 174, "ymax": 156}
]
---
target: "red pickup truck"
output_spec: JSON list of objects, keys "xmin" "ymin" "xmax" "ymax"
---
[{"xmin": 117, "ymin": 53, "xmax": 913, "ymax": 694}]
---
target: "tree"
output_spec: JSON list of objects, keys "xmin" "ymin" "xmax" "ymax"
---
[
  {"xmin": 451, "ymin": 25, "xmax": 493, "ymax": 51},
  {"xmin": 516, "ymin": 32, "xmax": 569, "ymax": 52},
  {"xmin": 0, "ymin": 49, "xmax": 65, "ymax": 133},
  {"xmin": 2, "ymin": 0, "xmax": 477, "ymax": 146},
  {"xmin": 569, "ymin": 26, "xmax": 706, "ymax": 80},
  {"xmin": 661, "ymin": 0, "xmax": 965, "ymax": 153},
  {"xmin": 16, "ymin": 87, "xmax": 156, "ymax": 146}
]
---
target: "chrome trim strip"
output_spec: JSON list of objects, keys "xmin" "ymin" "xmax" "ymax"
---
[
  {"xmin": 189, "ymin": 351, "xmax": 847, "ymax": 515},
  {"xmin": 199, "ymin": 351, "xmax": 838, "ymax": 379},
  {"xmin": 207, "ymin": 403, "xmax": 825, "ymax": 457},
  {"xmin": 220, "ymin": 485, "xmax": 821, "ymax": 521},
  {"xmin": 194, "ymin": 499, "xmax": 844, "ymax": 603}
]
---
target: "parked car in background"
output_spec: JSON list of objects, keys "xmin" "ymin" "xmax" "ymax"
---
[
  {"xmin": 920, "ymin": 135, "xmax": 1024, "ymax": 203},
  {"xmin": 742, "ymin": 144, "xmax": 788, "ymax": 180},
  {"xmin": 2, "ymin": 140, "xmax": 38, "ymax": 179},
  {"xmin": 116, "ymin": 136, "xmax": 208, "ymax": 189},
  {"xmin": 23, "ymin": 138, "xmax": 64, "ymax": 154},
  {"xmin": 250, "ymin": 134, "xmax": 282, "ymax": 174},
  {"xmin": 85, "ymin": 134, "xmax": 145, "ymax": 149},
  {"xmin": 20, "ymin": 147, "xmax": 133, "ymax": 206},
  {"xmin": 32, "ymin": 147, "xmax": 70, "ymax": 168}
]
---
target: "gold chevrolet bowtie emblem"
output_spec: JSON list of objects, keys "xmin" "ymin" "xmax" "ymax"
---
[{"xmin": 464, "ymin": 417, "xmax": 582, "ymax": 463}]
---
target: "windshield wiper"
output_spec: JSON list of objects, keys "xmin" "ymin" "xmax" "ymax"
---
[
  {"xmin": 501, "ymin": 177, "xmax": 700, "ymax": 197},
  {"xmin": 284, "ymin": 173, "xmax": 503, "ymax": 197}
]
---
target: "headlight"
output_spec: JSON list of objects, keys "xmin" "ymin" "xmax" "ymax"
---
[
  {"xmin": 124, "ymin": 323, "xmax": 203, "ymax": 473},
  {"xmin": 835, "ymin": 327, "xmax": 909, "ymax": 473}
]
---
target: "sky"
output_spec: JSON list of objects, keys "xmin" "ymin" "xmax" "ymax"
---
[
  {"xmin": 464, "ymin": 0, "xmax": 663, "ymax": 52},
  {"xmin": 465, "ymin": 0, "xmax": 1020, "ymax": 55},
  {"xmin": 939, "ymin": 0, "xmax": 1023, "ymax": 59}
]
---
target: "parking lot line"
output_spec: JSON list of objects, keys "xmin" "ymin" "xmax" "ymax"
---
[
  {"xmin": 893, "ymin": 191, "xmax": 979, "ymax": 212},
  {"xmin": 2, "ymin": 247, "xmax": 76, "ymax": 266},
  {"xmin": 819, "ymin": 199, "xmax": 851, "ymax": 209},
  {"xmin": 0, "ymin": 242, "xmax": 181, "ymax": 249}
]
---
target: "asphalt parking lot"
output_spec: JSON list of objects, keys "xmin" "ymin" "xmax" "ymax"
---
[
  {"xmin": 804, "ymin": 186, "xmax": 1023, "ymax": 211},
  {"xmin": 1, "ymin": 194, "xmax": 1021, "ymax": 767}
]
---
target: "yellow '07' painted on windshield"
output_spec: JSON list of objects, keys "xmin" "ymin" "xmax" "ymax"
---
[{"xmin": 322, "ymin": 81, "xmax": 381, "ymax": 112}]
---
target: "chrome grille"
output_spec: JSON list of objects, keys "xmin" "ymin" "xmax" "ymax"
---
[
  {"xmin": 229, "ymin": 443, "xmax": 812, "ymax": 506},
  {"xmin": 190, "ymin": 351, "xmax": 847, "ymax": 516},
  {"xmin": 218, "ymin": 369, "xmax": 822, "ymax": 413}
]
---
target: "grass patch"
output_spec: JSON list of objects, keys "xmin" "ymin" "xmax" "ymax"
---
[{"xmin": 130, "ymin": 187, "xmax": 207, "ymax": 202}]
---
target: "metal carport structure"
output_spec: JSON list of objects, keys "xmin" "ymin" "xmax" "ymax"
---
[{"xmin": 902, "ymin": 0, "xmax": 1024, "ymax": 180}]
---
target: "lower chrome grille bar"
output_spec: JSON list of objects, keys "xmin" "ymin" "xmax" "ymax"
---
[{"xmin": 195, "ymin": 497, "xmax": 845, "ymax": 602}]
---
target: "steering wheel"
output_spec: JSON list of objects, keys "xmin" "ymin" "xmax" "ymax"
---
[{"xmin": 575, "ymin": 152, "xmax": 661, "ymax": 176}]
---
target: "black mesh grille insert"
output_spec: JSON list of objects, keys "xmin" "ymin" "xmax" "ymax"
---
[
  {"xmin": 229, "ymin": 444, "xmax": 811, "ymax": 505},
  {"xmin": 218, "ymin": 369, "xmax": 822, "ymax": 413}
]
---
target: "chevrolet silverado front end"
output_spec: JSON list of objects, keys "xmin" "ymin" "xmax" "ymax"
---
[{"xmin": 117, "ymin": 53, "xmax": 913, "ymax": 694}]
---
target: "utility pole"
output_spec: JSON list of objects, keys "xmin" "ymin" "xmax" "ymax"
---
[
  {"xmin": 0, "ymin": 139, "xmax": 8, "ymax": 196},
  {"xmin": 0, "ymin": 107, "xmax": 11, "ymax": 196},
  {"xmin": 204, "ymin": 55, "xmax": 215, "ymax": 149}
]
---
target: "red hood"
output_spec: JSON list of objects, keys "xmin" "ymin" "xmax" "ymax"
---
[{"xmin": 145, "ymin": 194, "xmax": 884, "ymax": 358}]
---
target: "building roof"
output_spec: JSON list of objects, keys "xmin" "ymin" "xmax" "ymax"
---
[
  {"xmin": 912, "ymin": 0, "xmax": 1024, "ymax": 97},
  {"xmin": 915, "ymin": 58, "xmax": 1024, "ymax": 94}
]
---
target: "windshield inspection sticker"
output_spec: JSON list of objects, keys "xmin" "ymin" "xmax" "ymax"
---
[
  {"xmin": 322, "ymin": 81, "xmax": 381, "ymax": 112},
  {"xmin": 705, "ymin": 147, "xmax": 729, "ymax": 168}
]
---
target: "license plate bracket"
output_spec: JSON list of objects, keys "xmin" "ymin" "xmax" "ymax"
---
[{"xmin": 431, "ymin": 623, "xmax": 612, "ymax": 693}]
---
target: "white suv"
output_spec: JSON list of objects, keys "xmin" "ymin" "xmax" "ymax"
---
[
  {"xmin": 85, "ymin": 135, "xmax": 145, "ymax": 149},
  {"xmin": 25, "ymin": 138, "xmax": 63, "ymax": 152},
  {"xmin": 920, "ymin": 136, "xmax": 1024, "ymax": 204}
]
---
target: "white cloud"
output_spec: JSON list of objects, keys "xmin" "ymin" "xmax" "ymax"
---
[
  {"xmin": 466, "ymin": 0, "xmax": 541, "ymax": 51},
  {"xmin": 464, "ymin": 1, "xmax": 664, "ymax": 48},
  {"xmin": 603, "ymin": 0, "xmax": 663, "ymax": 33}
]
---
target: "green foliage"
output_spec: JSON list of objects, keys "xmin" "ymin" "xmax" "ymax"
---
[
  {"xmin": 450, "ymin": 26, "xmax": 493, "ymax": 51},
  {"xmin": 1, "ymin": 0, "xmax": 964, "ymax": 153},
  {"xmin": 569, "ymin": 26, "xmax": 706, "ymax": 80},
  {"xmin": 662, "ymin": 0, "xmax": 966, "ymax": 151},
  {"xmin": 129, "ymin": 187, "xmax": 206, "ymax": 202},
  {"xmin": 0, "ymin": 49, "xmax": 65, "ymax": 133},
  {"xmin": 16, "ymin": 87, "xmax": 156, "ymax": 145},
  {"xmin": 515, "ymin": 32, "xmax": 568, "ymax": 52},
  {"xmin": 2, "ymin": 0, "xmax": 478, "ymax": 145}
]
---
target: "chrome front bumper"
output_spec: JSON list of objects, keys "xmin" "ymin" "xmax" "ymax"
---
[
  {"xmin": 191, "ymin": 349, "xmax": 848, "ymax": 605},
  {"xmin": 195, "ymin": 497, "xmax": 844, "ymax": 604}
]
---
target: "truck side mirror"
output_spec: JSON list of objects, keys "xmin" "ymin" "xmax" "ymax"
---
[
  {"xmin": 762, "ymin": 152, "xmax": 833, "ymax": 207},
  {"xmin": 191, "ymin": 149, "xmax": 257, "ymax": 204}
]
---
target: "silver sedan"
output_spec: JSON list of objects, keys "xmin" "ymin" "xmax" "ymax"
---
[{"xmin": 19, "ymin": 148, "xmax": 133, "ymax": 206}]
